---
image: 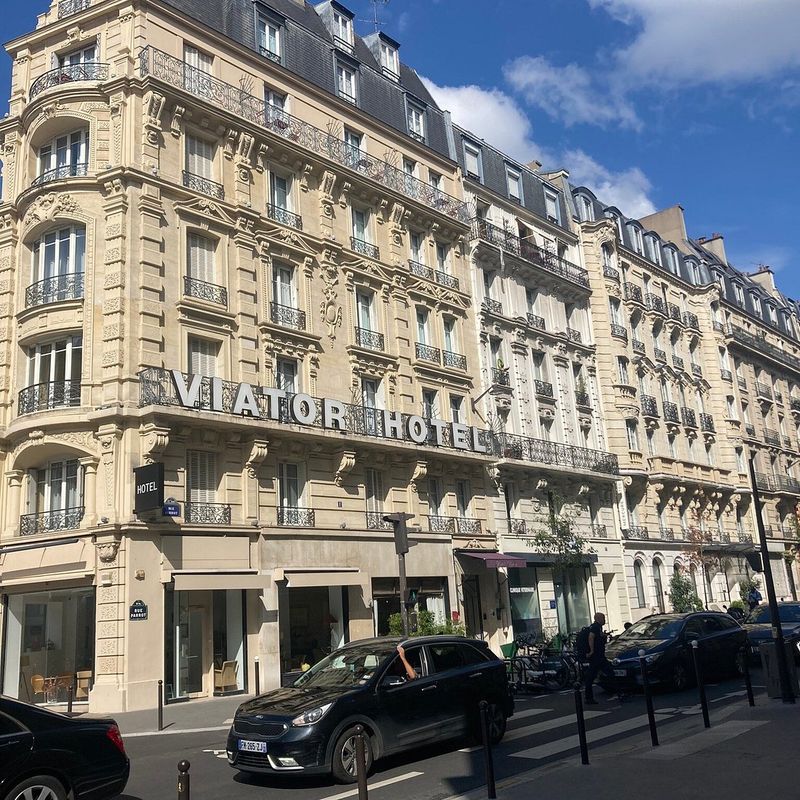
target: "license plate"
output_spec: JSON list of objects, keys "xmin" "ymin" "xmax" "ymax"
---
[
  {"xmin": 239, "ymin": 740, "xmax": 267, "ymax": 753},
  {"xmin": 614, "ymin": 669, "xmax": 627, "ymax": 677}
]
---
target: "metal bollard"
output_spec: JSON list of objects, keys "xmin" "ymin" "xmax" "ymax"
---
[
  {"xmin": 354, "ymin": 724, "xmax": 369, "ymax": 800},
  {"xmin": 478, "ymin": 701, "xmax": 497, "ymax": 800},
  {"xmin": 690, "ymin": 640, "xmax": 710, "ymax": 729},
  {"xmin": 573, "ymin": 683, "xmax": 590, "ymax": 765},
  {"xmin": 254, "ymin": 656, "xmax": 261, "ymax": 696},
  {"xmin": 638, "ymin": 649, "xmax": 659, "ymax": 747},
  {"xmin": 67, "ymin": 684, "xmax": 74, "ymax": 717},
  {"xmin": 157, "ymin": 680, "xmax": 164, "ymax": 732},
  {"xmin": 741, "ymin": 647, "xmax": 755, "ymax": 707},
  {"xmin": 177, "ymin": 760, "xmax": 190, "ymax": 800}
]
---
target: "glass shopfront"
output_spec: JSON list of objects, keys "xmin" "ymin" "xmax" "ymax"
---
[
  {"xmin": 164, "ymin": 588, "xmax": 246, "ymax": 701},
  {"xmin": 554, "ymin": 568, "xmax": 591, "ymax": 636},
  {"xmin": 2, "ymin": 587, "xmax": 95, "ymax": 704},
  {"xmin": 372, "ymin": 577, "xmax": 448, "ymax": 635},
  {"xmin": 509, "ymin": 567, "xmax": 542, "ymax": 638}
]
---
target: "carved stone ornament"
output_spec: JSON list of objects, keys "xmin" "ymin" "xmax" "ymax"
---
[
  {"xmin": 410, "ymin": 460, "xmax": 428, "ymax": 493},
  {"xmin": 141, "ymin": 424, "xmax": 170, "ymax": 463},
  {"xmin": 486, "ymin": 465, "xmax": 502, "ymax": 491},
  {"xmin": 320, "ymin": 170, "xmax": 337, "ymax": 217},
  {"xmin": 96, "ymin": 541, "xmax": 120, "ymax": 563},
  {"xmin": 334, "ymin": 450, "xmax": 357, "ymax": 487},
  {"xmin": 245, "ymin": 439, "xmax": 270, "ymax": 478},
  {"xmin": 463, "ymin": 538, "xmax": 485, "ymax": 549},
  {"xmin": 170, "ymin": 104, "xmax": 186, "ymax": 138},
  {"xmin": 23, "ymin": 193, "xmax": 81, "ymax": 229},
  {"xmin": 144, "ymin": 91, "xmax": 166, "ymax": 144}
]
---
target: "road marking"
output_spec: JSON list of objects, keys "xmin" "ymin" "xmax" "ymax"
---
[
  {"xmin": 637, "ymin": 720, "xmax": 768, "ymax": 759},
  {"xmin": 511, "ymin": 707, "xmax": 553, "ymax": 722},
  {"xmin": 711, "ymin": 691, "xmax": 745, "ymax": 703},
  {"xmin": 203, "ymin": 748, "xmax": 228, "ymax": 759},
  {"xmin": 124, "ymin": 725, "xmax": 230, "ymax": 738},
  {"xmin": 503, "ymin": 710, "xmax": 607, "ymax": 743},
  {"xmin": 319, "ymin": 771, "xmax": 423, "ymax": 800}
]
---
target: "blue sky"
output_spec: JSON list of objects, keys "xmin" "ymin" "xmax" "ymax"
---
[{"xmin": 3, "ymin": 0, "xmax": 799, "ymax": 296}]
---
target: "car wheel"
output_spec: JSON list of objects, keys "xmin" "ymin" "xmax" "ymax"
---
[
  {"xmin": 671, "ymin": 661, "xmax": 691, "ymax": 692},
  {"xmin": 331, "ymin": 726, "xmax": 373, "ymax": 784},
  {"xmin": 6, "ymin": 776, "xmax": 67, "ymax": 800},
  {"xmin": 734, "ymin": 650, "xmax": 746, "ymax": 676},
  {"xmin": 478, "ymin": 701, "xmax": 507, "ymax": 745}
]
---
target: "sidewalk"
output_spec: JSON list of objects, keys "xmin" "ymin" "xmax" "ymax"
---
[{"xmin": 446, "ymin": 693, "xmax": 800, "ymax": 800}]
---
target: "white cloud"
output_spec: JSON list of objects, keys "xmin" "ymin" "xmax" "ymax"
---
[
  {"xmin": 423, "ymin": 79, "xmax": 657, "ymax": 219},
  {"xmin": 504, "ymin": 56, "xmax": 641, "ymax": 130},
  {"xmin": 730, "ymin": 245, "xmax": 793, "ymax": 273}
]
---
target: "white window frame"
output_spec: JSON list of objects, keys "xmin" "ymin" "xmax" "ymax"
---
[
  {"xmin": 275, "ymin": 357, "xmax": 299, "ymax": 393},
  {"xmin": 544, "ymin": 192, "xmax": 561, "ymax": 224},
  {"xmin": 58, "ymin": 44, "xmax": 97, "ymax": 68},
  {"xmin": 31, "ymin": 225, "xmax": 85, "ymax": 284},
  {"xmin": 278, "ymin": 462, "xmax": 303, "ymax": 508},
  {"xmin": 269, "ymin": 170, "xmax": 292, "ymax": 211},
  {"xmin": 33, "ymin": 459, "xmax": 82, "ymax": 515},
  {"xmin": 407, "ymin": 101, "xmax": 425, "ymax": 142},
  {"xmin": 505, "ymin": 165, "xmax": 522, "ymax": 202},
  {"xmin": 185, "ymin": 135, "xmax": 214, "ymax": 180},
  {"xmin": 27, "ymin": 335, "xmax": 83, "ymax": 391},
  {"xmin": 332, "ymin": 10, "xmax": 354, "ymax": 48},
  {"xmin": 187, "ymin": 232, "xmax": 217, "ymax": 284},
  {"xmin": 257, "ymin": 13, "xmax": 282, "ymax": 61},
  {"xmin": 351, "ymin": 206, "xmax": 370, "ymax": 243},
  {"xmin": 37, "ymin": 129, "xmax": 88, "ymax": 179},
  {"xmin": 188, "ymin": 336, "xmax": 219, "ymax": 377},
  {"xmin": 336, "ymin": 61, "xmax": 357, "ymax": 104},
  {"xmin": 379, "ymin": 40, "xmax": 399, "ymax": 78},
  {"xmin": 463, "ymin": 141, "xmax": 481, "ymax": 179},
  {"xmin": 272, "ymin": 261, "xmax": 296, "ymax": 308},
  {"xmin": 187, "ymin": 450, "xmax": 218, "ymax": 505}
]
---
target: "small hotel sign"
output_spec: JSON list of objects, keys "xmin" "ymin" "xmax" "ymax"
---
[
  {"xmin": 133, "ymin": 462, "xmax": 164, "ymax": 513},
  {"xmin": 168, "ymin": 370, "xmax": 489, "ymax": 453}
]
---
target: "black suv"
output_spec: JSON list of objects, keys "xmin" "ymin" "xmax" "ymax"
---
[
  {"xmin": 744, "ymin": 602, "xmax": 800, "ymax": 664},
  {"xmin": 227, "ymin": 636, "xmax": 513, "ymax": 783}
]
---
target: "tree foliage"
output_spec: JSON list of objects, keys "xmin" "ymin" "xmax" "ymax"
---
[
  {"xmin": 668, "ymin": 572, "xmax": 703, "ymax": 612},
  {"xmin": 738, "ymin": 576, "xmax": 761, "ymax": 603},
  {"xmin": 525, "ymin": 496, "xmax": 595, "ymax": 572},
  {"xmin": 387, "ymin": 610, "xmax": 466, "ymax": 637}
]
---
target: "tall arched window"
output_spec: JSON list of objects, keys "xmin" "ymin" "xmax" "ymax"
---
[
  {"xmin": 634, "ymin": 560, "xmax": 647, "ymax": 608},
  {"xmin": 653, "ymin": 558, "xmax": 665, "ymax": 613},
  {"xmin": 28, "ymin": 225, "xmax": 86, "ymax": 308}
]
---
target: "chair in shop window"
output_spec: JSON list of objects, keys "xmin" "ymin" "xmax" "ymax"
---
[{"xmin": 214, "ymin": 661, "xmax": 238, "ymax": 693}]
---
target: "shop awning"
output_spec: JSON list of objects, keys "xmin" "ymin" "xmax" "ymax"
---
[
  {"xmin": 505, "ymin": 552, "xmax": 599, "ymax": 567},
  {"xmin": 172, "ymin": 571, "xmax": 270, "ymax": 590},
  {"xmin": 273, "ymin": 567, "xmax": 364, "ymax": 588},
  {"xmin": 459, "ymin": 551, "xmax": 528, "ymax": 569}
]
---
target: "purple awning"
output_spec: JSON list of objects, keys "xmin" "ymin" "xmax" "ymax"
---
[{"xmin": 461, "ymin": 551, "xmax": 527, "ymax": 569}]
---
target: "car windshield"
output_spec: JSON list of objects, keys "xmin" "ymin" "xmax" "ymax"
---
[
  {"xmin": 619, "ymin": 617, "xmax": 685, "ymax": 640},
  {"xmin": 747, "ymin": 605, "xmax": 800, "ymax": 624},
  {"xmin": 293, "ymin": 642, "xmax": 397, "ymax": 689}
]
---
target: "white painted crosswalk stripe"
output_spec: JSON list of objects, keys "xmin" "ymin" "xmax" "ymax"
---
[
  {"xmin": 320, "ymin": 771, "xmax": 423, "ymax": 800},
  {"xmin": 510, "ymin": 707, "xmax": 553, "ymax": 722},
  {"xmin": 503, "ymin": 710, "xmax": 607, "ymax": 744},
  {"xmin": 637, "ymin": 720, "xmax": 768, "ymax": 759}
]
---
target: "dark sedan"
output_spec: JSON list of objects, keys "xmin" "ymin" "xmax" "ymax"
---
[
  {"xmin": 603, "ymin": 612, "xmax": 747, "ymax": 691},
  {"xmin": 744, "ymin": 602, "xmax": 800, "ymax": 663},
  {"xmin": 0, "ymin": 696, "xmax": 129, "ymax": 800},
  {"xmin": 227, "ymin": 635, "xmax": 513, "ymax": 783}
]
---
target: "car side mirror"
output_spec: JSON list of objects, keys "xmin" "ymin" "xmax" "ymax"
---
[{"xmin": 381, "ymin": 675, "xmax": 405, "ymax": 689}]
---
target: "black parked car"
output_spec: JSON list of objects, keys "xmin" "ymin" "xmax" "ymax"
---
[
  {"xmin": 603, "ymin": 612, "xmax": 747, "ymax": 691},
  {"xmin": 744, "ymin": 602, "xmax": 800, "ymax": 663},
  {"xmin": 0, "ymin": 696, "xmax": 129, "ymax": 800},
  {"xmin": 227, "ymin": 635, "xmax": 513, "ymax": 783}
]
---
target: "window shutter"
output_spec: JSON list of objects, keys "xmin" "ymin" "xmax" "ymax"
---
[{"xmin": 188, "ymin": 451, "xmax": 216, "ymax": 504}]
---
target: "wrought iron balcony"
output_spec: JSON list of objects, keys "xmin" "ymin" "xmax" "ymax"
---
[
  {"xmin": 691, "ymin": 363, "xmax": 702, "ymax": 377},
  {"xmin": 495, "ymin": 432, "xmax": 619, "ymax": 474},
  {"xmin": 641, "ymin": 395, "xmax": 659, "ymax": 417},
  {"xmin": 737, "ymin": 376, "xmax": 747, "ymax": 390},
  {"xmin": 720, "ymin": 368, "xmax": 733, "ymax": 382},
  {"xmin": 681, "ymin": 407, "xmax": 697, "ymax": 428},
  {"xmin": 277, "ymin": 507, "xmax": 315, "ymax": 527},
  {"xmin": 658, "ymin": 527, "xmax": 675, "ymax": 541},
  {"xmin": 645, "ymin": 293, "xmax": 666, "ymax": 314},
  {"xmin": 259, "ymin": 46, "xmax": 281, "ymax": 64},
  {"xmin": 756, "ymin": 382, "xmax": 773, "ymax": 400},
  {"xmin": 610, "ymin": 323, "xmax": 628, "ymax": 341},
  {"xmin": 492, "ymin": 367, "xmax": 510, "ymax": 386},
  {"xmin": 270, "ymin": 302, "xmax": 306, "ymax": 331},
  {"xmin": 775, "ymin": 390, "xmax": 784, "ymax": 404},
  {"xmin": 682, "ymin": 311, "xmax": 700, "ymax": 329},
  {"xmin": 428, "ymin": 515, "xmax": 456, "ymax": 533},
  {"xmin": 351, "ymin": 237, "xmax": 380, "ymax": 260},
  {"xmin": 484, "ymin": 298, "xmax": 503, "ymax": 315},
  {"xmin": 623, "ymin": 283, "xmax": 643, "ymax": 303},
  {"xmin": 728, "ymin": 325, "xmax": 800, "ymax": 374},
  {"xmin": 535, "ymin": 380, "xmax": 554, "ymax": 398},
  {"xmin": 764, "ymin": 428, "xmax": 781, "ymax": 446},
  {"xmin": 470, "ymin": 218, "xmax": 589, "ymax": 287},
  {"xmin": 185, "ymin": 502, "xmax": 232, "ymax": 524},
  {"xmin": 443, "ymin": 350, "xmax": 467, "ymax": 370},
  {"xmin": 791, "ymin": 397, "xmax": 800, "ymax": 412},
  {"xmin": 139, "ymin": 47, "xmax": 469, "ymax": 223},
  {"xmin": 700, "ymin": 413, "xmax": 715, "ymax": 433},
  {"xmin": 603, "ymin": 265, "xmax": 620, "ymax": 281},
  {"xmin": 456, "ymin": 517, "xmax": 482, "ymax": 534},
  {"xmin": 745, "ymin": 423, "xmax": 756, "ymax": 437},
  {"xmin": 366, "ymin": 512, "xmax": 392, "ymax": 530},
  {"xmin": 182, "ymin": 170, "xmax": 224, "ymax": 199},
  {"xmin": 672, "ymin": 355, "xmax": 685, "ymax": 371},
  {"xmin": 623, "ymin": 526, "xmax": 649, "ymax": 540},
  {"xmin": 566, "ymin": 327, "xmax": 582, "ymax": 343},
  {"xmin": 588, "ymin": 524, "xmax": 608, "ymax": 538},
  {"xmin": 632, "ymin": 339, "xmax": 645, "ymax": 355},
  {"xmin": 737, "ymin": 530, "xmax": 754, "ymax": 543},
  {"xmin": 355, "ymin": 327, "xmax": 385, "ymax": 351},
  {"xmin": 654, "ymin": 348, "xmax": 667, "ymax": 363},
  {"xmin": 20, "ymin": 506, "xmax": 84, "ymax": 536},
  {"xmin": 527, "ymin": 313, "xmax": 545, "ymax": 331},
  {"xmin": 668, "ymin": 303, "xmax": 681, "ymax": 322},
  {"xmin": 31, "ymin": 162, "xmax": 88, "ymax": 187},
  {"xmin": 266, "ymin": 203, "xmax": 303, "ymax": 230},
  {"xmin": 713, "ymin": 320, "xmax": 725, "ymax": 333},
  {"xmin": 415, "ymin": 343, "xmax": 441, "ymax": 364},
  {"xmin": 508, "ymin": 518, "xmax": 527, "ymax": 536},
  {"xmin": 754, "ymin": 472, "xmax": 800, "ymax": 495},
  {"xmin": 575, "ymin": 390, "xmax": 591, "ymax": 408},
  {"xmin": 58, "ymin": 0, "xmax": 91, "ymax": 17},
  {"xmin": 784, "ymin": 435, "xmax": 793, "ymax": 450},
  {"xmin": 184, "ymin": 275, "xmax": 228, "ymax": 306},
  {"xmin": 30, "ymin": 62, "xmax": 108, "ymax": 98},
  {"xmin": 25, "ymin": 273, "xmax": 84, "ymax": 308},
  {"xmin": 435, "ymin": 270, "xmax": 460, "ymax": 290},
  {"xmin": 663, "ymin": 401, "xmax": 679, "ymax": 423},
  {"xmin": 19, "ymin": 381, "xmax": 80, "ymax": 414},
  {"xmin": 409, "ymin": 259, "xmax": 433, "ymax": 280}
]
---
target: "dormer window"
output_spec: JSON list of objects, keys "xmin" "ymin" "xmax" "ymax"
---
[
  {"xmin": 767, "ymin": 305, "xmax": 778, "ymax": 325},
  {"xmin": 751, "ymin": 293, "xmax": 762, "ymax": 318},
  {"xmin": 336, "ymin": 61, "xmax": 357, "ymax": 104},
  {"xmin": 257, "ymin": 13, "xmax": 282, "ymax": 63},
  {"xmin": 628, "ymin": 223, "xmax": 643, "ymax": 254},
  {"xmin": 545, "ymin": 191, "xmax": 560, "ymax": 225},
  {"xmin": 578, "ymin": 195, "xmax": 594, "ymax": 222},
  {"xmin": 733, "ymin": 283, "xmax": 745, "ymax": 307},
  {"xmin": 647, "ymin": 235, "xmax": 661, "ymax": 266},
  {"xmin": 463, "ymin": 140, "xmax": 482, "ymax": 180},
  {"xmin": 333, "ymin": 9, "xmax": 354, "ymax": 51},
  {"xmin": 380, "ymin": 40, "xmax": 399, "ymax": 79},
  {"xmin": 505, "ymin": 166, "xmax": 522, "ymax": 203},
  {"xmin": 407, "ymin": 100, "xmax": 425, "ymax": 143}
]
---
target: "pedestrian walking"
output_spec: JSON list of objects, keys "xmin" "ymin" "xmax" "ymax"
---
[
  {"xmin": 582, "ymin": 612, "xmax": 619, "ymax": 704},
  {"xmin": 746, "ymin": 586, "xmax": 763, "ymax": 612}
]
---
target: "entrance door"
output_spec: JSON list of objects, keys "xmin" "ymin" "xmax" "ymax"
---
[
  {"xmin": 461, "ymin": 575, "xmax": 482, "ymax": 639},
  {"xmin": 554, "ymin": 568, "xmax": 591, "ymax": 637},
  {"xmin": 186, "ymin": 607, "xmax": 205, "ymax": 695}
]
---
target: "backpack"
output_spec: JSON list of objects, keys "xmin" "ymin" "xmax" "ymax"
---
[{"xmin": 575, "ymin": 626, "xmax": 591, "ymax": 661}]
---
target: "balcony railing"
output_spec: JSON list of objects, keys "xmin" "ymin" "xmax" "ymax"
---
[
  {"xmin": 623, "ymin": 283, "xmax": 643, "ymax": 303},
  {"xmin": 182, "ymin": 170, "xmax": 224, "ymax": 199},
  {"xmin": 30, "ymin": 62, "xmax": 108, "ymax": 98},
  {"xmin": 355, "ymin": 327, "xmax": 385, "ymax": 351},
  {"xmin": 764, "ymin": 428, "xmax": 781, "ymax": 446},
  {"xmin": 745, "ymin": 423, "xmax": 756, "ymax": 437},
  {"xmin": 776, "ymin": 390, "xmax": 784, "ymax": 404},
  {"xmin": 495, "ymin": 432, "xmax": 619, "ymax": 475},
  {"xmin": 277, "ymin": 507, "xmax": 315, "ymax": 527},
  {"xmin": 738, "ymin": 376, "xmax": 747, "ymax": 391},
  {"xmin": 19, "ymin": 381, "xmax": 80, "ymax": 414},
  {"xmin": 266, "ymin": 203, "xmax": 303, "ymax": 229},
  {"xmin": 784, "ymin": 435, "xmax": 793, "ymax": 450},
  {"xmin": 623, "ymin": 526, "xmax": 649, "ymax": 540},
  {"xmin": 366, "ymin": 512, "xmax": 392, "ymax": 530},
  {"xmin": 658, "ymin": 527, "xmax": 675, "ymax": 541},
  {"xmin": 566, "ymin": 327, "xmax": 583, "ymax": 343},
  {"xmin": 351, "ymin": 237, "xmax": 380, "ymax": 260},
  {"xmin": 471, "ymin": 218, "xmax": 589, "ymax": 287},
  {"xmin": 185, "ymin": 502, "xmax": 232, "ymax": 524},
  {"xmin": 428, "ymin": 515, "xmax": 481, "ymax": 534},
  {"xmin": 663, "ymin": 401, "xmax": 679, "ymax": 423},
  {"xmin": 681, "ymin": 407, "xmax": 697, "ymax": 428},
  {"xmin": 409, "ymin": 259, "xmax": 433, "ymax": 280},
  {"xmin": 713, "ymin": 320, "xmax": 725, "ymax": 333},
  {"xmin": 443, "ymin": 350, "xmax": 467, "ymax": 370},
  {"xmin": 259, "ymin": 46, "xmax": 281, "ymax": 64},
  {"xmin": 672, "ymin": 355, "xmax": 685, "ymax": 371},
  {"xmin": 603, "ymin": 265, "xmax": 620, "ymax": 281},
  {"xmin": 184, "ymin": 275, "xmax": 228, "ymax": 306},
  {"xmin": 632, "ymin": 339, "xmax": 645, "ymax": 355},
  {"xmin": 20, "ymin": 506, "xmax": 84, "ymax": 536},
  {"xmin": 668, "ymin": 303, "xmax": 681, "ymax": 322},
  {"xmin": 415, "ymin": 343, "xmax": 441, "ymax": 364},
  {"xmin": 610, "ymin": 324, "xmax": 628, "ymax": 341},
  {"xmin": 755, "ymin": 472, "xmax": 800, "ymax": 495},
  {"xmin": 31, "ymin": 162, "xmax": 88, "ymax": 187},
  {"xmin": 700, "ymin": 413, "xmax": 715, "ymax": 433},
  {"xmin": 654, "ymin": 348, "xmax": 667, "ymax": 363},
  {"xmin": 575, "ymin": 390, "xmax": 591, "ymax": 408},
  {"xmin": 25, "ymin": 273, "xmax": 84, "ymax": 309},
  {"xmin": 691, "ymin": 363, "xmax": 703, "ymax": 377},
  {"xmin": 641, "ymin": 395, "xmax": 659, "ymax": 417},
  {"xmin": 756, "ymin": 381, "xmax": 774, "ymax": 400},
  {"xmin": 492, "ymin": 367, "xmax": 510, "ymax": 386},
  {"xmin": 791, "ymin": 397, "xmax": 800, "ymax": 412},
  {"xmin": 535, "ymin": 380, "xmax": 554, "ymax": 398},
  {"xmin": 508, "ymin": 518, "xmax": 527, "ymax": 536},
  {"xmin": 270, "ymin": 302, "xmax": 306, "ymax": 330},
  {"xmin": 139, "ymin": 47, "xmax": 469, "ymax": 223},
  {"xmin": 527, "ymin": 313, "xmax": 545, "ymax": 331},
  {"xmin": 484, "ymin": 298, "xmax": 503, "ymax": 315},
  {"xmin": 588, "ymin": 524, "xmax": 608, "ymax": 538},
  {"xmin": 728, "ymin": 325, "xmax": 800, "ymax": 373},
  {"xmin": 720, "ymin": 368, "xmax": 733, "ymax": 382},
  {"xmin": 645, "ymin": 294, "xmax": 666, "ymax": 314},
  {"xmin": 682, "ymin": 311, "xmax": 700, "ymax": 330},
  {"xmin": 435, "ymin": 270, "xmax": 460, "ymax": 290},
  {"xmin": 58, "ymin": 0, "xmax": 91, "ymax": 17}
]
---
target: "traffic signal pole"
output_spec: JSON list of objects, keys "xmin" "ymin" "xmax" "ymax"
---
[
  {"xmin": 398, "ymin": 548, "xmax": 409, "ymax": 637},
  {"xmin": 383, "ymin": 513, "xmax": 415, "ymax": 637}
]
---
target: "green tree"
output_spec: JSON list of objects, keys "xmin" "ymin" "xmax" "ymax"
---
[
  {"xmin": 387, "ymin": 610, "xmax": 466, "ymax": 637},
  {"xmin": 738, "ymin": 576, "xmax": 761, "ymax": 604},
  {"xmin": 668, "ymin": 571, "xmax": 703, "ymax": 612},
  {"xmin": 525, "ymin": 496, "xmax": 594, "ymax": 572}
]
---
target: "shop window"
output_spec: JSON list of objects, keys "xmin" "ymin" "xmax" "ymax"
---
[{"xmin": 508, "ymin": 566, "xmax": 541, "ymax": 638}]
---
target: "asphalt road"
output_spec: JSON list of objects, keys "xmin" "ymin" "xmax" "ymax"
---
[{"xmin": 120, "ymin": 675, "xmax": 758, "ymax": 800}]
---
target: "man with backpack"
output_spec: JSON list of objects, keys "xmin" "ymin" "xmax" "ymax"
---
[{"xmin": 578, "ymin": 612, "xmax": 619, "ymax": 704}]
